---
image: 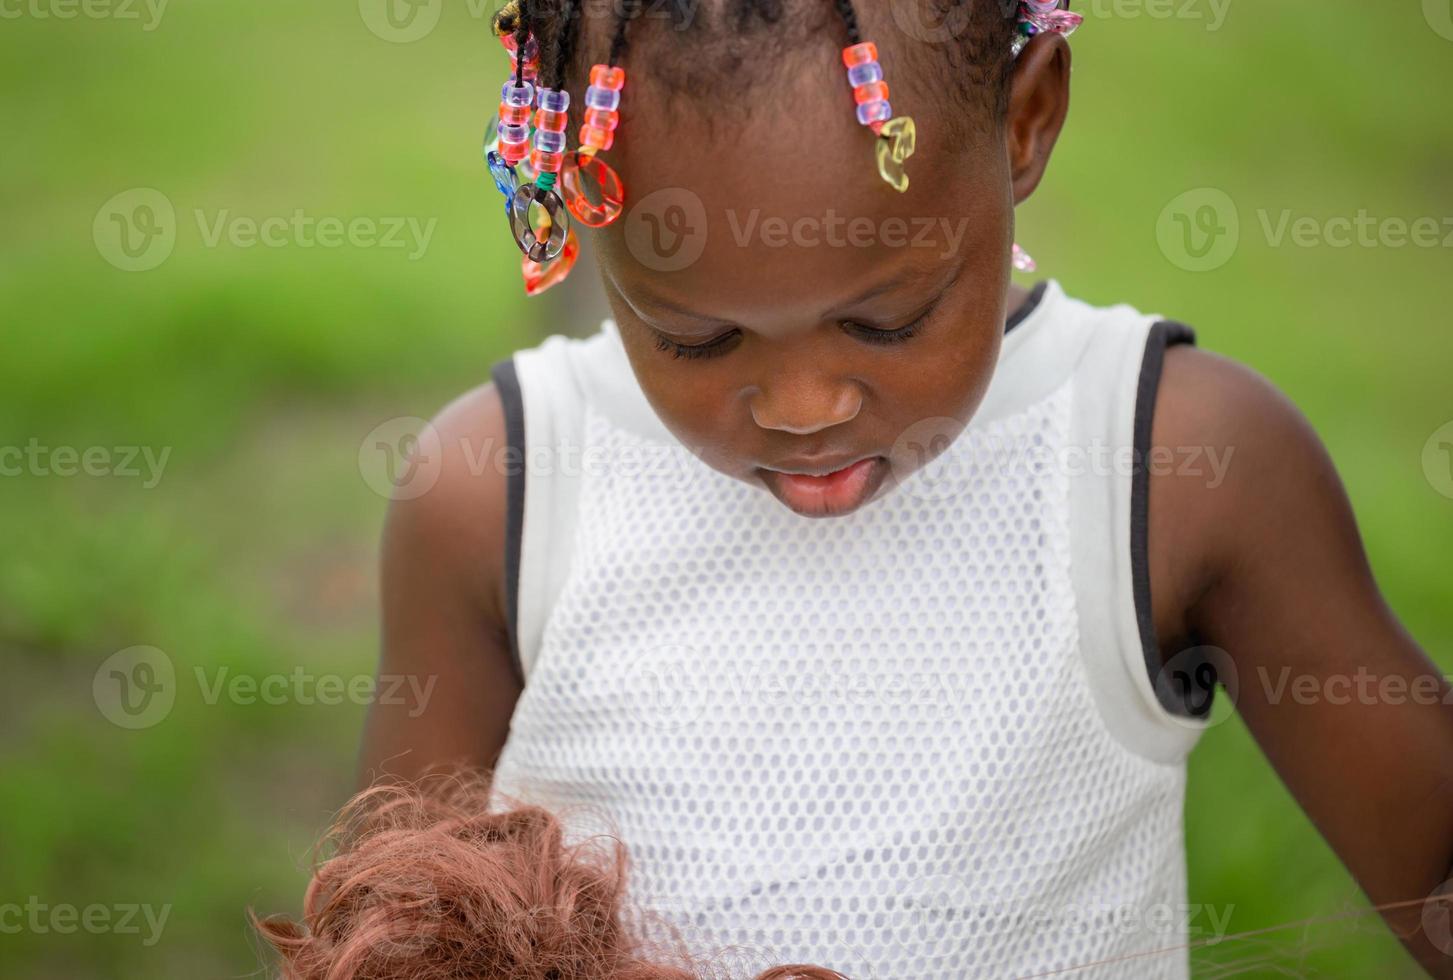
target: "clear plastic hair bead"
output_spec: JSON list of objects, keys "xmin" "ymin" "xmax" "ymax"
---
[
  {"xmin": 537, "ymin": 88, "xmax": 569, "ymax": 113},
  {"xmin": 585, "ymin": 86, "xmax": 621, "ymax": 111}
]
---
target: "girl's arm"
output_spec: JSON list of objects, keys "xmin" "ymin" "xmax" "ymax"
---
[
  {"xmin": 1150, "ymin": 347, "xmax": 1453, "ymax": 976},
  {"xmin": 357, "ymin": 384, "xmax": 522, "ymax": 789}
]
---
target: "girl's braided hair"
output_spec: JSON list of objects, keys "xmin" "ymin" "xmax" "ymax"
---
[{"xmin": 508, "ymin": 0, "xmax": 1028, "ymax": 143}]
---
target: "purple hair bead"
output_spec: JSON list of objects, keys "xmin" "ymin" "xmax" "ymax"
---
[
  {"xmin": 537, "ymin": 87, "xmax": 570, "ymax": 112},
  {"xmin": 847, "ymin": 62, "xmax": 883, "ymax": 87}
]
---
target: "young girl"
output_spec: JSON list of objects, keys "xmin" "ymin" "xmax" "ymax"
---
[{"xmin": 360, "ymin": 0, "xmax": 1453, "ymax": 975}]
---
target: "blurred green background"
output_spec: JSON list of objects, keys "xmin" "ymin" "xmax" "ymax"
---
[{"xmin": 1, "ymin": 2, "xmax": 1450, "ymax": 977}]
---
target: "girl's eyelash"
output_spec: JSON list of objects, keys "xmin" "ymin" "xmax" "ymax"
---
[
  {"xmin": 653, "ymin": 329, "xmax": 740, "ymax": 360},
  {"xmin": 651, "ymin": 305, "xmax": 935, "ymax": 360},
  {"xmin": 842, "ymin": 304, "xmax": 937, "ymax": 346},
  {"xmin": 844, "ymin": 319, "xmax": 923, "ymax": 346}
]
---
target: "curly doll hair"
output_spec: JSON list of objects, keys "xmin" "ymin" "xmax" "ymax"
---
[{"xmin": 253, "ymin": 772, "xmax": 847, "ymax": 980}]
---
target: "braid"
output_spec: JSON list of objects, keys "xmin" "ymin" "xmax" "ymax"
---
[
  {"xmin": 546, "ymin": 0, "xmax": 583, "ymax": 90},
  {"xmin": 513, "ymin": 0, "xmax": 529, "ymax": 86},
  {"xmin": 831, "ymin": 0, "xmax": 860, "ymax": 46},
  {"xmin": 556, "ymin": 0, "xmax": 585, "ymax": 86},
  {"xmin": 608, "ymin": 0, "xmax": 644, "ymax": 66}
]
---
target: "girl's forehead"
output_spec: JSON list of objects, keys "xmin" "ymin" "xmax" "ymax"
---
[{"xmin": 594, "ymin": 77, "xmax": 1004, "ymax": 317}]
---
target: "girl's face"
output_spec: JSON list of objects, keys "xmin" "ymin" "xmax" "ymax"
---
[{"xmin": 593, "ymin": 36, "xmax": 1067, "ymax": 518}]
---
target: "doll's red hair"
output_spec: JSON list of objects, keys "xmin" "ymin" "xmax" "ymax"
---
[{"xmin": 254, "ymin": 772, "xmax": 844, "ymax": 980}]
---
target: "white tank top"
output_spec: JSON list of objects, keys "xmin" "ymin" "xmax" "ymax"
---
[{"xmin": 489, "ymin": 281, "xmax": 1209, "ymax": 978}]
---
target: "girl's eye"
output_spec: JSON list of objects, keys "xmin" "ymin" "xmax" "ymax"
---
[
  {"xmin": 653, "ymin": 329, "xmax": 740, "ymax": 360},
  {"xmin": 842, "ymin": 309, "xmax": 932, "ymax": 346}
]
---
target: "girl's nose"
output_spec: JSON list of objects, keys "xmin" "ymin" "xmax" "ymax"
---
[{"xmin": 748, "ymin": 377, "xmax": 863, "ymax": 435}]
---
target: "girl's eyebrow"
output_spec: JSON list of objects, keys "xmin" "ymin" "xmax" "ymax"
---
[{"xmin": 825, "ymin": 261, "xmax": 961, "ymax": 316}]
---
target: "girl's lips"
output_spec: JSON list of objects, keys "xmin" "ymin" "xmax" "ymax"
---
[{"xmin": 758, "ymin": 456, "xmax": 888, "ymax": 518}]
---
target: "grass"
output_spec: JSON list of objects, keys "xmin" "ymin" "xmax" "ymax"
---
[{"xmin": 1, "ymin": 3, "xmax": 1450, "ymax": 976}]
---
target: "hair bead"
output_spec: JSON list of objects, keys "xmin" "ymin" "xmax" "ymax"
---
[
  {"xmin": 578, "ymin": 63, "xmax": 626, "ymax": 157},
  {"xmin": 846, "ymin": 62, "xmax": 882, "ymax": 87},
  {"xmin": 585, "ymin": 87, "xmax": 621, "ymax": 112},
  {"xmin": 837, "ymin": 34, "xmax": 913, "ymax": 190},
  {"xmin": 485, "ymin": 3, "xmax": 635, "ymax": 292},
  {"xmin": 529, "ymin": 86, "xmax": 571, "ymax": 176},
  {"xmin": 841, "ymin": 41, "xmax": 877, "ymax": 67},
  {"xmin": 1013, "ymin": 0, "xmax": 1083, "ymax": 55}
]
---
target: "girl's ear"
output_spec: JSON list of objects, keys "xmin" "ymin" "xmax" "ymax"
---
[{"xmin": 1006, "ymin": 33, "xmax": 1072, "ymax": 205}]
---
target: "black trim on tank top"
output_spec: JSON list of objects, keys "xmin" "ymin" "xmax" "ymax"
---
[
  {"xmin": 490, "ymin": 357, "xmax": 527, "ymax": 686},
  {"xmin": 1131, "ymin": 321, "xmax": 1204, "ymax": 719},
  {"xmin": 1005, "ymin": 280, "xmax": 1048, "ymax": 334}
]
